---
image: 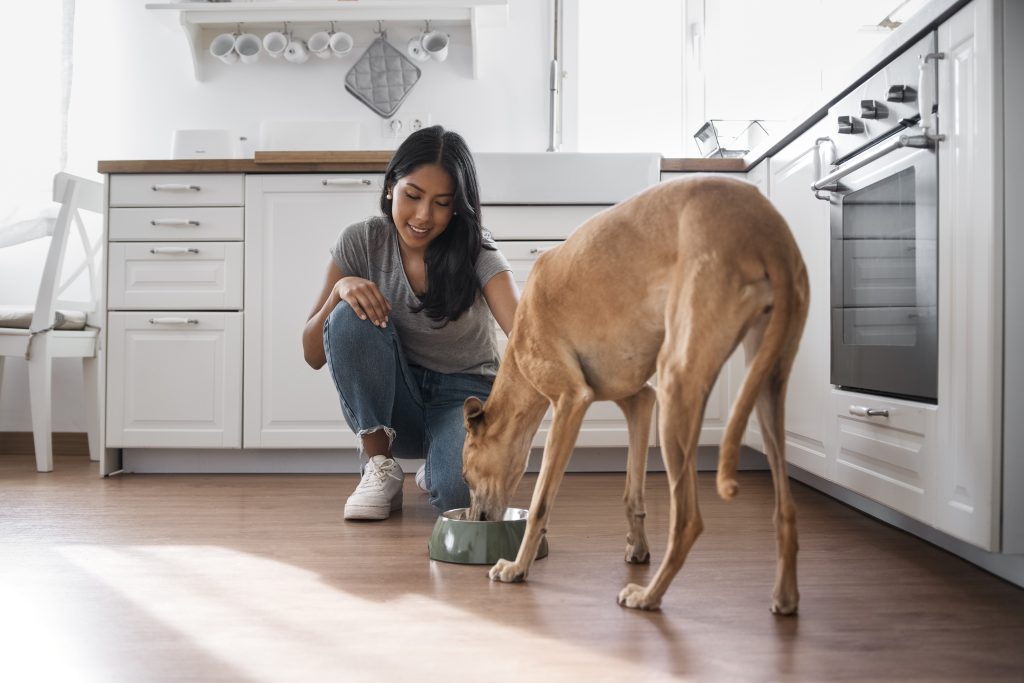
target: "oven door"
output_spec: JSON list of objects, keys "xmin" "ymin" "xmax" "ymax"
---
[{"xmin": 828, "ymin": 141, "xmax": 937, "ymax": 402}]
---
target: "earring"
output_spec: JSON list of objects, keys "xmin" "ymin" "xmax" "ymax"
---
[{"xmin": 386, "ymin": 193, "xmax": 392, "ymax": 199}]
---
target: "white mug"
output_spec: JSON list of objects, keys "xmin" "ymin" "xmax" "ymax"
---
[
  {"xmin": 234, "ymin": 33, "xmax": 262, "ymax": 64},
  {"xmin": 308, "ymin": 31, "xmax": 332, "ymax": 59},
  {"xmin": 407, "ymin": 35, "xmax": 429, "ymax": 62},
  {"xmin": 422, "ymin": 30, "xmax": 449, "ymax": 62},
  {"xmin": 284, "ymin": 38, "xmax": 309, "ymax": 64},
  {"xmin": 263, "ymin": 31, "xmax": 289, "ymax": 59},
  {"xmin": 210, "ymin": 32, "xmax": 238, "ymax": 64},
  {"xmin": 329, "ymin": 31, "xmax": 354, "ymax": 57}
]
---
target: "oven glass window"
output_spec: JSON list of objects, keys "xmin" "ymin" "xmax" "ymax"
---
[{"xmin": 839, "ymin": 167, "xmax": 936, "ymax": 348}]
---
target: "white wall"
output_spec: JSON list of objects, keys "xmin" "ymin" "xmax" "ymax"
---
[{"xmin": 0, "ymin": 0, "xmax": 554, "ymax": 433}]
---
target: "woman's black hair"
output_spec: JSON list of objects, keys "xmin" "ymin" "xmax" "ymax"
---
[{"xmin": 380, "ymin": 125, "xmax": 493, "ymax": 326}]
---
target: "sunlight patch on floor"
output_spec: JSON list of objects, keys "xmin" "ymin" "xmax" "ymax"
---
[{"xmin": 56, "ymin": 544, "xmax": 681, "ymax": 681}]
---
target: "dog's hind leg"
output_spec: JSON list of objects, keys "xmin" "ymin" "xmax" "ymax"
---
[
  {"xmin": 743, "ymin": 320, "xmax": 801, "ymax": 615},
  {"xmin": 490, "ymin": 384, "xmax": 594, "ymax": 583},
  {"xmin": 616, "ymin": 384, "xmax": 657, "ymax": 564},
  {"xmin": 618, "ymin": 296, "xmax": 739, "ymax": 610}
]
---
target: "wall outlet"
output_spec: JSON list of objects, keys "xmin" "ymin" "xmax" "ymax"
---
[{"xmin": 381, "ymin": 113, "xmax": 432, "ymax": 140}]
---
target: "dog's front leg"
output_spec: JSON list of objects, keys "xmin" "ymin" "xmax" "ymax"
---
[
  {"xmin": 490, "ymin": 388, "xmax": 594, "ymax": 583},
  {"xmin": 616, "ymin": 385, "xmax": 656, "ymax": 564}
]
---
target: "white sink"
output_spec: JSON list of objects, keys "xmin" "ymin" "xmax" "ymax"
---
[{"xmin": 473, "ymin": 152, "xmax": 661, "ymax": 204}]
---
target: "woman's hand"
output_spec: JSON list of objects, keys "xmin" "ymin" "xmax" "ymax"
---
[{"xmin": 334, "ymin": 276, "xmax": 392, "ymax": 327}]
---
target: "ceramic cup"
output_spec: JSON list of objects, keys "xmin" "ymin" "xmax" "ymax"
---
[
  {"xmin": 422, "ymin": 30, "xmax": 449, "ymax": 62},
  {"xmin": 328, "ymin": 31, "xmax": 354, "ymax": 57},
  {"xmin": 234, "ymin": 33, "xmax": 262, "ymax": 64},
  {"xmin": 307, "ymin": 31, "xmax": 332, "ymax": 59},
  {"xmin": 263, "ymin": 31, "xmax": 289, "ymax": 59},
  {"xmin": 407, "ymin": 34, "xmax": 429, "ymax": 62},
  {"xmin": 209, "ymin": 32, "xmax": 239, "ymax": 64},
  {"xmin": 284, "ymin": 38, "xmax": 309, "ymax": 64}
]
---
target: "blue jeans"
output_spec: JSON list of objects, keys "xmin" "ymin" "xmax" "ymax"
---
[{"xmin": 323, "ymin": 301, "xmax": 494, "ymax": 513}]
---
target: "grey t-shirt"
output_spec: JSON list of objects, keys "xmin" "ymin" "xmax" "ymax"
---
[{"xmin": 330, "ymin": 216, "xmax": 512, "ymax": 376}]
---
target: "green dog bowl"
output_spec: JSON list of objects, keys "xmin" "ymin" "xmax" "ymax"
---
[{"xmin": 428, "ymin": 507, "xmax": 549, "ymax": 565}]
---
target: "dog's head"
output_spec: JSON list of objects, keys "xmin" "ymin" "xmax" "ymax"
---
[{"xmin": 462, "ymin": 395, "xmax": 529, "ymax": 521}]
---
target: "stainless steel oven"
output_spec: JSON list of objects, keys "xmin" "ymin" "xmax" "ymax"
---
[{"xmin": 812, "ymin": 32, "xmax": 943, "ymax": 403}]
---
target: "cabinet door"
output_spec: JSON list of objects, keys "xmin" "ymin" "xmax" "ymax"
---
[
  {"xmin": 767, "ymin": 121, "xmax": 834, "ymax": 479},
  {"xmin": 106, "ymin": 312, "xmax": 242, "ymax": 448},
  {"xmin": 244, "ymin": 174, "xmax": 383, "ymax": 448},
  {"xmin": 935, "ymin": 0, "xmax": 1001, "ymax": 549}
]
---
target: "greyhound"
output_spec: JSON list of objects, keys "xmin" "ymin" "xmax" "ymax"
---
[{"xmin": 461, "ymin": 176, "xmax": 809, "ymax": 613}]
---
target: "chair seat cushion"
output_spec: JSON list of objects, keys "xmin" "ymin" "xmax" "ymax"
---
[{"xmin": 0, "ymin": 306, "xmax": 88, "ymax": 331}]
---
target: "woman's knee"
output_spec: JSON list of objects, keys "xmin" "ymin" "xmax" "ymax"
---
[{"xmin": 325, "ymin": 301, "xmax": 390, "ymax": 357}]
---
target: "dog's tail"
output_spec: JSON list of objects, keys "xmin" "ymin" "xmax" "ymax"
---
[{"xmin": 715, "ymin": 248, "xmax": 807, "ymax": 501}]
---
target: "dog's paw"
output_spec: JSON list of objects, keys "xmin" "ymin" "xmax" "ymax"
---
[
  {"xmin": 624, "ymin": 541, "xmax": 650, "ymax": 564},
  {"xmin": 770, "ymin": 590, "xmax": 799, "ymax": 616},
  {"xmin": 617, "ymin": 583, "xmax": 661, "ymax": 611},
  {"xmin": 489, "ymin": 558, "xmax": 527, "ymax": 583}
]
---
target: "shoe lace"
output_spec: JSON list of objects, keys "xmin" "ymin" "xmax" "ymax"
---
[{"xmin": 356, "ymin": 458, "xmax": 402, "ymax": 492}]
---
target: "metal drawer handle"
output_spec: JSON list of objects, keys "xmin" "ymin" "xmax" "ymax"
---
[
  {"xmin": 150, "ymin": 219, "xmax": 200, "ymax": 227},
  {"xmin": 148, "ymin": 317, "xmax": 199, "ymax": 325},
  {"xmin": 321, "ymin": 178, "xmax": 373, "ymax": 187},
  {"xmin": 149, "ymin": 247, "xmax": 200, "ymax": 255},
  {"xmin": 849, "ymin": 405, "xmax": 890, "ymax": 418},
  {"xmin": 529, "ymin": 247, "xmax": 553, "ymax": 254},
  {"xmin": 151, "ymin": 184, "xmax": 201, "ymax": 192}
]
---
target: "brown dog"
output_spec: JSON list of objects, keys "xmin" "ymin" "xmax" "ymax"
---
[{"xmin": 462, "ymin": 176, "xmax": 809, "ymax": 613}]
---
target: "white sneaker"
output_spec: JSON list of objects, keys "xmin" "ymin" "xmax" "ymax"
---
[
  {"xmin": 415, "ymin": 463, "xmax": 428, "ymax": 493},
  {"xmin": 344, "ymin": 455, "xmax": 404, "ymax": 520}
]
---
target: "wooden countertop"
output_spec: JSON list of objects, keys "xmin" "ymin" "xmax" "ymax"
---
[{"xmin": 98, "ymin": 152, "xmax": 749, "ymax": 174}]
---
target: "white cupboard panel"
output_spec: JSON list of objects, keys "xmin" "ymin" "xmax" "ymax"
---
[
  {"xmin": 108, "ymin": 242, "xmax": 243, "ymax": 310},
  {"xmin": 832, "ymin": 390, "xmax": 936, "ymax": 523},
  {"xmin": 484, "ymin": 205, "xmax": 608, "ymax": 240},
  {"xmin": 106, "ymin": 312, "xmax": 242, "ymax": 448},
  {"xmin": 109, "ymin": 207, "xmax": 244, "ymax": 241},
  {"xmin": 243, "ymin": 174, "xmax": 383, "ymax": 448},
  {"xmin": 109, "ymin": 174, "xmax": 244, "ymax": 207}
]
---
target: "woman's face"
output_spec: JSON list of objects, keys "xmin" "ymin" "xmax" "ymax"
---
[{"xmin": 389, "ymin": 163, "xmax": 456, "ymax": 255}]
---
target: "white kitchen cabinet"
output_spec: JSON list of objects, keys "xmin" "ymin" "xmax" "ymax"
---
[
  {"xmin": 106, "ymin": 173, "xmax": 245, "ymax": 451},
  {"xmin": 831, "ymin": 390, "xmax": 937, "ymax": 522},
  {"xmin": 934, "ymin": 0, "xmax": 1002, "ymax": 549},
  {"xmin": 243, "ymin": 174, "xmax": 383, "ymax": 448},
  {"xmin": 106, "ymin": 312, "xmax": 243, "ymax": 448},
  {"xmin": 766, "ymin": 120, "xmax": 834, "ymax": 480}
]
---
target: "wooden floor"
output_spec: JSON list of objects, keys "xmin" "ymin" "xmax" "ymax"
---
[{"xmin": 2, "ymin": 452, "xmax": 1023, "ymax": 682}]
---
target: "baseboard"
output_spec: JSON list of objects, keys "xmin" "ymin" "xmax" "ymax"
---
[
  {"xmin": 787, "ymin": 465, "xmax": 1024, "ymax": 589},
  {"xmin": 118, "ymin": 444, "xmax": 770, "ymax": 475},
  {"xmin": 0, "ymin": 431, "xmax": 90, "ymax": 457}
]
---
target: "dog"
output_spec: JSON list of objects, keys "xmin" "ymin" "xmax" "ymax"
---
[{"xmin": 461, "ymin": 176, "xmax": 809, "ymax": 613}]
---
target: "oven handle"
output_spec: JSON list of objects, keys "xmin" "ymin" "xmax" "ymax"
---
[{"xmin": 811, "ymin": 133, "xmax": 940, "ymax": 194}]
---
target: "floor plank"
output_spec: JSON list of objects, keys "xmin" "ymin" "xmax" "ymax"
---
[{"xmin": 2, "ymin": 452, "xmax": 1022, "ymax": 682}]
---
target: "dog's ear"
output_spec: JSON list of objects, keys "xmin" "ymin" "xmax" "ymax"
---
[{"xmin": 463, "ymin": 396, "xmax": 485, "ymax": 433}]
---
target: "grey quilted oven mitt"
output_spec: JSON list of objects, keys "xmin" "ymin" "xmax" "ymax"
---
[{"xmin": 345, "ymin": 37, "xmax": 422, "ymax": 118}]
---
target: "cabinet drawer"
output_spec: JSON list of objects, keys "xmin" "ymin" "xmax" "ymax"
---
[
  {"xmin": 109, "ymin": 174, "xmax": 244, "ymax": 207},
  {"xmin": 484, "ymin": 205, "xmax": 608, "ymax": 240},
  {"xmin": 108, "ymin": 242, "xmax": 243, "ymax": 310},
  {"xmin": 832, "ymin": 390, "xmax": 936, "ymax": 522},
  {"xmin": 106, "ymin": 311, "xmax": 243, "ymax": 448},
  {"xmin": 109, "ymin": 207, "xmax": 243, "ymax": 241}
]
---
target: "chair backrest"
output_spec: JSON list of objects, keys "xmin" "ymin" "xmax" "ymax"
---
[{"xmin": 31, "ymin": 172, "xmax": 105, "ymax": 331}]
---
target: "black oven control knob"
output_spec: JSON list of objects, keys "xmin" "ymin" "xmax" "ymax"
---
[
  {"xmin": 860, "ymin": 99, "xmax": 888, "ymax": 119},
  {"xmin": 837, "ymin": 116, "xmax": 863, "ymax": 134},
  {"xmin": 887, "ymin": 85, "xmax": 917, "ymax": 103}
]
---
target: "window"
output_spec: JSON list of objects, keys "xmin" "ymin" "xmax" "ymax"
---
[{"xmin": 566, "ymin": 0, "xmax": 920, "ymax": 156}]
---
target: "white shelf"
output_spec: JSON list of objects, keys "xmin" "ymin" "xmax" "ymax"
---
[{"xmin": 146, "ymin": 1, "xmax": 509, "ymax": 81}]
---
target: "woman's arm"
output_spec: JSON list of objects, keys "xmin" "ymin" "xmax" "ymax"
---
[
  {"xmin": 302, "ymin": 260, "xmax": 392, "ymax": 369},
  {"xmin": 482, "ymin": 270, "xmax": 520, "ymax": 338}
]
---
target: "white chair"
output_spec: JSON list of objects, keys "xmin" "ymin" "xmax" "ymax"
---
[{"xmin": 0, "ymin": 172, "xmax": 104, "ymax": 472}]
